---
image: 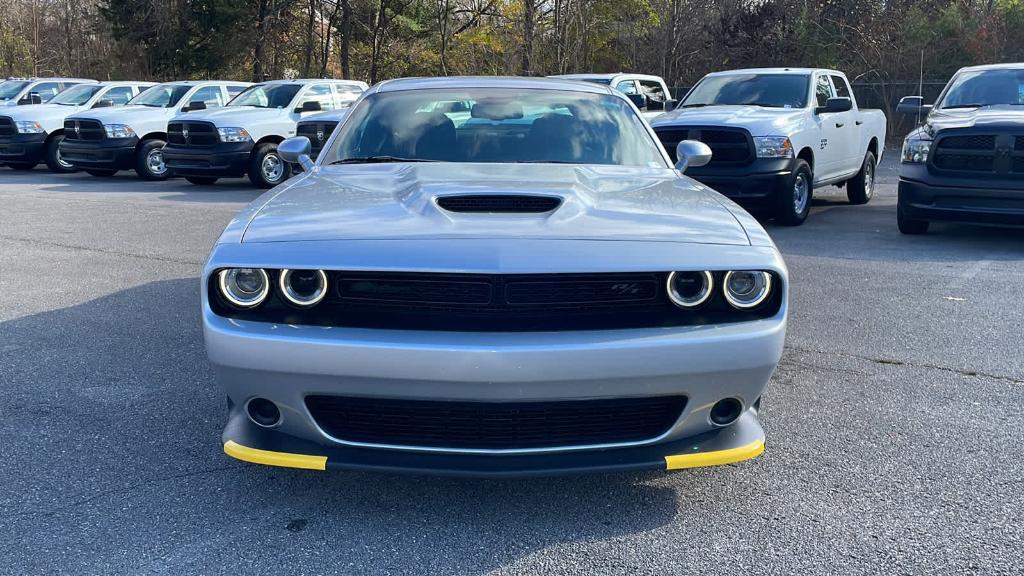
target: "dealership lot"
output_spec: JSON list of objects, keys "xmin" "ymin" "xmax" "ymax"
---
[{"xmin": 1, "ymin": 154, "xmax": 1023, "ymax": 574}]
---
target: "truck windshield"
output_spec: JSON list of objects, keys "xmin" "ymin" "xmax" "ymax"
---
[
  {"xmin": 325, "ymin": 88, "xmax": 666, "ymax": 167},
  {"xmin": 129, "ymin": 84, "xmax": 191, "ymax": 107},
  {"xmin": 49, "ymin": 84, "xmax": 103, "ymax": 106},
  {"xmin": 0, "ymin": 80, "xmax": 30, "ymax": 101},
  {"xmin": 681, "ymin": 74, "xmax": 810, "ymax": 108},
  {"xmin": 229, "ymin": 84, "xmax": 302, "ymax": 108},
  {"xmin": 939, "ymin": 68, "xmax": 1024, "ymax": 109}
]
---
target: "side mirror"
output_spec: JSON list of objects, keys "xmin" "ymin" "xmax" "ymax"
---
[
  {"xmin": 92, "ymin": 99, "xmax": 114, "ymax": 109},
  {"xmin": 18, "ymin": 92, "xmax": 42, "ymax": 105},
  {"xmin": 296, "ymin": 101, "xmax": 321, "ymax": 113},
  {"xmin": 278, "ymin": 136, "xmax": 314, "ymax": 171},
  {"xmin": 184, "ymin": 100, "xmax": 207, "ymax": 112},
  {"xmin": 675, "ymin": 140, "xmax": 712, "ymax": 172},
  {"xmin": 663, "ymin": 99, "xmax": 677, "ymax": 112},
  {"xmin": 626, "ymin": 93, "xmax": 648, "ymax": 110},
  {"xmin": 816, "ymin": 97, "xmax": 853, "ymax": 114},
  {"xmin": 897, "ymin": 95, "xmax": 932, "ymax": 117}
]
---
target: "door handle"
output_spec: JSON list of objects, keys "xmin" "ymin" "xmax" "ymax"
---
[
  {"xmin": 835, "ymin": 122, "xmax": 845, "ymax": 128},
  {"xmin": 855, "ymin": 120, "xmax": 863, "ymax": 126}
]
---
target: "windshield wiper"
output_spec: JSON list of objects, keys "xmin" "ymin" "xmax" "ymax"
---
[
  {"xmin": 513, "ymin": 160, "xmax": 581, "ymax": 164},
  {"xmin": 331, "ymin": 156, "xmax": 440, "ymax": 164},
  {"xmin": 679, "ymin": 103, "xmax": 708, "ymax": 108},
  {"xmin": 942, "ymin": 104, "xmax": 989, "ymax": 109}
]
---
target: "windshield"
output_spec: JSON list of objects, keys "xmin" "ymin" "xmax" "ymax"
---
[
  {"xmin": 0, "ymin": 80, "xmax": 30, "ymax": 101},
  {"xmin": 229, "ymin": 84, "xmax": 302, "ymax": 108},
  {"xmin": 49, "ymin": 84, "xmax": 103, "ymax": 106},
  {"xmin": 128, "ymin": 84, "xmax": 191, "ymax": 107},
  {"xmin": 939, "ymin": 69, "xmax": 1024, "ymax": 109},
  {"xmin": 682, "ymin": 74, "xmax": 810, "ymax": 108},
  {"xmin": 324, "ymin": 88, "xmax": 666, "ymax": 166}
]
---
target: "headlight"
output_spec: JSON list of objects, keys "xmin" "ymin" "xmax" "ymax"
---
[
  {"xmin": 15, "ymin": 121, "xmax": 44, "ymax": 134},
  {"xmin": 217, "ymin": 127, "xmax": 251, "ymax": 143},
  {"xmin": 901, "ymin": 137, "xmax": 931, "ymax": 163},
  {"xmin": 753, "ymin": 136, "xmax": 793, "ymax": 158},
  {"xmin": 723, "ymin": 271, "xmax": 772, "ymax": 309},
  {"xmin": 278, "ymin": 269, "xmax": 328, "ymax": 307},
  {"xmin": 666, "ymin": 271, "xmax": 713, "ymax": 308},
  {"xmin": 103, "ymin": 124, "xmax": 135, "ymax": 139},
  {"xmin": 218, "ymin": 268, "xmax": 270, "ymax": 308}
]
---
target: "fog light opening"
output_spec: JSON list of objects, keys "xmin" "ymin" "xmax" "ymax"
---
[
  {"xmin": 246, "ymin": 398, "xmax": 282, "ymax": 428},
  {"xmin": 709, "ymin": 397, "xmax": 743, "ymax": 427}
]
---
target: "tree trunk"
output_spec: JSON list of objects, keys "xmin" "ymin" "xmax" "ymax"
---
[
  {"xmin": 521, "ymin": 0, "xmax": 534, "ymax": 76},
  {"xmin": 339, "ymin": 0, "xmax": 352, "ymax": 79},
  {"xmin": 253, "ymin": 0, "xmax": 269, "ymax": 81}
]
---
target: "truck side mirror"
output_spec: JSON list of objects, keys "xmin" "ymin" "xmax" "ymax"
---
[
  {"xmin": 278, "ymin": 136, "xmax": 315, "ymax": 171},
  {"xmin": 18, "ymin": 92, "xmax": 42, "ymax": 105},
  {"xmin": 92, "ymin": 99, "xmax": 114, "ymax": 109},
  {"xmin": 184, "ymin": 100, "xmax": 207, "ymax": 112},
  {"xmin": 296, "ymin": 101, "xmax": 321, "ymax": 113},
  {"xmin": 626, "ymin": 93, "xmax": 648, "ymax": 110},
  {"xmin": 663, "ymin": 99, "xmax": 678, "ymax": 112},
  {"xmin": 816, "ymin": 97, "xmax": 852, "ymax": 114},
  {"xmin": 675, "ymin": 140, "xmax": 712, "ymax": 172},
  {"xmin": 897, "ymin": 95, "xmax": 932, "ymax": 117}
]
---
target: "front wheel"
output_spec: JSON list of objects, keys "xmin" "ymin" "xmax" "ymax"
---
[
  {"xmin": 248, "ymin": 143, "xmax": 292, "ymax": 189},
  {"xmin": 846, "ymin": 151, "xmax": 876, "ymax": 205},
  {"xmin": 185, "ymin": 176, "xmax": 218, "ymax": 185},
  {"xmin": 775, "ymin": 159, "xmax": 812, "ymax": 226},
  {"xmin": 135, "ymin": 139, "xmax": 170, "ymax": 181},
  {"xmin": 897, "ymin": 202, "xmax": 929, "ymax": 234},
  {"xmin": 86, "ymin": 169, "xmax": 117, "ymax": 177},
  {"xmin": 45, "ymin": 134, "xmax": 76, "ymax": 173}
]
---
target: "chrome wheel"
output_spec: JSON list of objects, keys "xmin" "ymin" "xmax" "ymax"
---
[
  {"xmin": 864, "ymin": 161, "xmax": 874, "ymax": 199},
  {"xmin": 793, "ymin": 173, "xmax": 809, "ymax": 214},
  {"xmin": 55, "ymin": 145, "xmax": 73, "ymax": 169},
  {"xmin": 147, "ymin": 148, "xmax": 167, "ymax": 176},
  {"xmin": 261, "ymin": 152, "xmax": 284, "ymax": 183}
]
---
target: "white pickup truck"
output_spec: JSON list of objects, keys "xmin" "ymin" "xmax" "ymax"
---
[
  {"xmin": 549, "ymin": 73, "xmax": 676, "ymax": 119},
  {"xmin": 161, "ymin": 78, "xmax": 368, "ymax": 187},
  {"xmin": 0, "ymin": 77, "xmax": 95, "ymax": 107},
  {"xmin": 650, "ymin": 68, "xmax": 886, "ymax": 225}
]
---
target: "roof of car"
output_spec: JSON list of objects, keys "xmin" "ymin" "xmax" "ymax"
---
[
  {"xmin": 957, "ymin": 62, "xmax": 1024, "ymax": 72},
  {"xmin": 372, "ymin": 76, "xmax": 616, "ymax": 95},
  {"xmin": 549, "ymin": 73, "xmax": 664, "ymax": 81},
  {"xmin": 4, "ymin": 77, "xmax": 97, "ymax": 83},
  {"xmin": 156, "ymin": 80, "xmax": 251, "ymax": 87},
  {"xmin": 259, "ymin": 78, "xmax": 369, "ymax": 87},
  {"xmin": 97, "ymin": 81, "xmax": 157, "ymax": 86},
  {"xmin": 705, "ymin": 67, "xmax": 836, "ymax": 76}
]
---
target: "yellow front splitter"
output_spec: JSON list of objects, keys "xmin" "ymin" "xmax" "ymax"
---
[
  {"xmin": 224, "ymin": 440, "xmax": 327, "ymax": 471},
  {"xmin": 664, "ymin": 439, "xmax": 765, "ymax": 470}
]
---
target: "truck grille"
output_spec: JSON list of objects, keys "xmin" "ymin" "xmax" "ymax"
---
[
  {"xmin": 654, "ymin": 127, "xmax": 754, "ymax": 166},
  {"xmin": 63, "ymin": 119, "xmax": 104, "ymax": 141},
  {"xmin": 295, "ymin": 121, "xmax": 338, "ymax": 157},
  {"xmin": 167, "ymin": 121, "xmax": 218, "ymax": 147},
  {"xmin": 305, "ymin": 395, "xmax": 688, "ymax": 450},
  {"xmin": 0, "ymin": 116, "xmax": 14, "ymax": 138},
  {"xmin": 931, "ymin": 131, "xmax": 1024, "ymax": 174}
]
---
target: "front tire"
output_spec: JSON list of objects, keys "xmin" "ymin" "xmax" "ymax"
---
[
  {"xmin": 86, "ymin": 169, "xmax": 117, "ymax": 177},
  {"xmin": 44, "ymin": 134, "xmax": 76, "ymax": 173},
  {"xmin": 775, "ymin": 159, "xmax": 812, "ymax": 226},
  {"xmin": 897, "ymin": 202, "xmax": 929, "ymax": 234},
  {"xmin": 847, "ymin": 151, "xmax": 876, "ymax": 205},
  {"xmin": 135, "ymin": 139, "xmax": 170, "ymax": 181},
  {"xmin": 248, "ymin": 143, "xmax": 291, "ymax": 189},
  {"xmin": 185, "ymin": 176, "xmax": 218, "ymax": 185}
]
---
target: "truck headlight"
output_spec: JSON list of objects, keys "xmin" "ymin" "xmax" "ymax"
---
[
  {"xmin": 217, "ymin": 127, "xmax": 251, "ymax": 143},
  {"xmin": 15, "ymin": 121, "xmax": 44, "ymax": 134},
  {"xmin": 103, "ymin": 124, "xmax": 135, "ymax": 139},
  {"xmin": 901, "ymin": 137, "xmax": 931, "ymax": 163},
  {"xmin": 753, "ymin": 136, "xmax": 793, "ymax": 158}
]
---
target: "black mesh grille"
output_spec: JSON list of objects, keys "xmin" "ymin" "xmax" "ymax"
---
[
  {"xmin": 296, "ymin": 121, "xmax": 338, "ymax": 156},
  {"xmin": 933, "ymin": 152, "xmax": 995, "ymax": 172},
  {"xmin": 436, "ymin": 195, "xmax": 562, "ymax": 213},
  {"xmin": 305, "ymin": 395, "xmax": 688, "ymax": 449},
  {"xmin": 937, "ymin": 135, "xmax": 995, "ymax": 150},
  {"xmin": 63, "ymin": 119, "xmax": 104, "ymax": 141},
  {"xmin": 654, "ymin": 127, "xmax": 753, "ymax": 166},
  {"xmin": 168, "ymin": 121, "xmax": 218, "ymax": 147},
  {"xmin": 0, "ymin": 116, "xmax": 14, "ymax": 138}
]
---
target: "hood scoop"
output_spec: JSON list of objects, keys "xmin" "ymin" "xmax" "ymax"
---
[{"xmin": 435, "ymin": 194, "xmax": 562, "ymax": 214}]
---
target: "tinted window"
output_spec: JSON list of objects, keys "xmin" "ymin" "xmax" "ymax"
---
[
  {"xmin": 102, "ymin": 86, "xmax": 135, "ymax": 105},
  {"xmin": 614, "ymin": 80, "xmax": 638, "ymax": 95},
  {"xmin": 130, "ymin": 84, "xmax": 191, "ymax": 107},
  {"xmin": 230, "ymin": 83, "xmax": 302, "ymax": 108},
  {"xmin": 682, "ymin": 74, "xmax": 810, "ymax": 108},
  {"xmin": 939, "ymin": 68, "xmax": 1024, "ymax": 108},
  {"xmin": 638, "ymin": 80, "xmax": 666, "ymax": 102},
  {"xmin": 31, "ymin": 82, "xmax": 62, "ymax": 102},
  {"xmin": 830, "ymin": 75, "xmax": 851, "ymax": 99},
  {"xmin": 226, "ymin": 85, "xmax": 246, "ymax": 98},
  {"xmin": 189, "ymin": 85, "xmax": 225, "ymax": 108},
  {"xmin": 815, "ymin": 75, "xmax": 833, "ymax": 107},
  {"xmin": 300, "ymin": 83, "xmax": 335, "ymax": 111},
  {"xmin": 325, "ymin": 88, "xmax": 665, "ymax": 167},
  {"xmin": 49, "ymin": 84, "xmax": 103, "ymax": 105}
]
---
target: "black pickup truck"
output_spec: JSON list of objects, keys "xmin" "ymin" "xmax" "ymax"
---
[{"xmin": 897, "ymin": 63, "xmax": 1024, "ymax": 234}]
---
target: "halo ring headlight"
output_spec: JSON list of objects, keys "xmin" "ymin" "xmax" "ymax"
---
[
  {"xmin": 218, "ymin": 268, "xmax": 270, "ymax": 308},
  {"xmin": 278, "ymin": 269, "xmax": 328, "ymax": 307},
  {"xmin": 723, "ymin": 271, "xmax": 772, "ymax": 309},
  {"xmin": 666, "ymin": 270, "xmax": 714, "ymax": 308}
]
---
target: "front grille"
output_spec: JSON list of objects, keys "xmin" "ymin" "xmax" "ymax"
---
[
  {"xmin": 436, "ymin": 194, "xmax": 562, "ymax": 213},
  {"xmin": 0, "ymin": 116, "xmax": 14, "ymax": 138},
  {"xmin": 63, "ymin": 119, "xmax": 104, "ymax": 141},
  {"xmin": 654, "ymin": 127, "xmax": 753, "ymax": 166},
  {"xmin": 931, "ymin": 131, "xmax": 1024, "ymax": 175},
  {"xmin": 168, "ymin": 121, "xmax": 218, "ymax": 147},
  {"xmin": 305, "ymin": 395, "xmax": 688, "ymax": 450},
  {"xmin": 209, "ymin": 271, "xmax": 783, "ymax": 331},
  {"xmin": 295, "ymin": 121, "xmax": 338, "ymax": 157}
]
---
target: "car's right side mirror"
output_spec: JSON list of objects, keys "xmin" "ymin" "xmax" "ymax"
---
[
  {"xmin": 626, "ymin": 93, "xmax": 648, "ymax": 110},
  {"xmin": 675, "ymin": 140, "xmax": 712, "ymax": 173},
  {"xmin": 897, "ymin": 95, "xmax": 932, "ymax": 117},
  {"xmin": 278, "ymin": 136, "xmax": 315, "ymax": 171}
]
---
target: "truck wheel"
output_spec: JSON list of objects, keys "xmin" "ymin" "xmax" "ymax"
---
[
  {"xmin": 44, "ymin": 134, "xmax": 76, "ymax": 173},
  {"xmin": 846, "ymin": 151, "xmax": 876, "ymax": 205},
  {"xmin": 86, "ymin": 169, "xmax": 117, "ymax": 177},
  {"xmin": 7, "ymin": 162, "xmax": 36, "ymax": 170},
  {"xmin": 185, "ymin": 176, "xmax": 218, "ymax": 185},
  {"xmin": 135, "ymin": 139, "xmax": 170, "ymax": 181},
  {"xmin": 775, "ymin": 159, "xmax": 812, "ymax": 226},
  {"xmin": 248, "ymin": 143, "xmax": 291, "ymax": 189},
  {"xmin": 897, "ymin": 202, "xmax": 929, "ymax": 234}
]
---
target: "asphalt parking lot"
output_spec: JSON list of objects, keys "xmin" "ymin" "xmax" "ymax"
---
[{"xmin": 2, "ymin": 153, "xmax": 1023, "ymax": 575}]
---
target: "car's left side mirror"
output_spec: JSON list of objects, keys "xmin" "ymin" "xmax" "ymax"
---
[
  {"xmin": 897, "ymin": 95, "xmax": 932, "ymax": 117},
  {"xmin": 295, "ymin": 101, "xmax": 321, "ymax": 113},
  {"xmin": 625, "ymin": 93, "xmax": 648, "ymax": 110},
  {"xmin": 92, "ymin": 99, "xmax": 114, "ymax": 109},
  {"xmin": 663, "ymin": 99, "xmax": 677, "ymax": 112},
  {"xmin": 816, "ymin": 97, "xmax": 852, "ymax": 114},
  {"xmin": 183, "ymin": 100, "xmax": 207, "ymax": 112},
  {"xmin": 18, "ymin": 92, "xmax": 42, "ymax": 105},
  {"xmin": 675, "ymin": 140, "xmax": 712, "ymax": 172},
  {"xmin": 278, "ymin": 136, "xmax": 314, "ymax": 171}
]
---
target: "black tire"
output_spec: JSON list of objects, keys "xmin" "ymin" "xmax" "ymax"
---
[
  {"xmin": 86, "ymin": 169, "xmax": 117, "ymax": 177},
  {"xmin": 185, "ymin": 176, "xmax": 218, "ymax": 185},
  {"xmin": 897, "ymin": 202, "xmax": 929, "ymax": 234},
  {"xmin": 775, "ymin": 159, "xmax": 812, "ymax": 226},
  {"xmin": 44, "ymin": 134, "xmax": 76, "ymax": 173},
  {"xmin": 135, "ymin": 139, "xmax": 170, "ymax": 181},
  {"xmin": 248, "ymin": 142, "xmax": 291, "ymax": 189},
  {"xmin": 7, "ymin": 162, "xmax": 36, "ymax": 170},
  {"xmin": 846, "ymin": 151, "xmax": 876, "ymax": 205}
]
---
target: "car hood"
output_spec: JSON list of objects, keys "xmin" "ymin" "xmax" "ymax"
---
[
  {"xmin": 240, "ymin": 164, "xmax": 753, "ymax": 246},
  {"xmin": 926, "ymin": 106, "xmax": 1024, "ymax": 133},
  {"xmin": 651, "ymin": 105, "xmax": 805, "ymax": 133},
  {"xmin": 0, "ymin": 103, "xmax": 82, "ymax": 121},
  {"xmin": 68, "ymin": 104, "xmax": 164, "ymax": 123},
  {"xmin": 178, "ymin": 106, "xmax": 282, "ymax": 125}
]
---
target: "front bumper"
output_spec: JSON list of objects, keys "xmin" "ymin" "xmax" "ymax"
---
[
  {"xmin": 162, "ymin": 142, "xmax": 252, "ymax": 178},
  {"xmin": 686, "ymin": 158, "xmax": 794, "ymax": 205},
  {"xmin": 0, "ymin": 132, "xmax": 46, "ymax": 164},
  {"xmin": 59, "ymin": 137, "xmax": 137, "ymax": 171},
  {"xmin": 898, "ymin": 163, "xmax": 1024, "ymax": 225}
]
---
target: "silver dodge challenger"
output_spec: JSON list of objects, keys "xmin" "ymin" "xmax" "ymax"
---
[{"xmin": 203, "ymin": 76, "xmax": 787, "ymax": 476}]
